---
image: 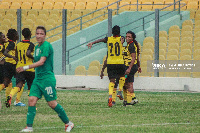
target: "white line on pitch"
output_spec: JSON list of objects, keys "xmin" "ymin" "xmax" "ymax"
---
[{"xmin": 1, "ymin": 122, "xmax": 199, "ymax": 131}]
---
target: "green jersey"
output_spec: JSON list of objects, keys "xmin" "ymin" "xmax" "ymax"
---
[{"xmin": 34, "ymin": 41, "xmax": 55, "ymax": 80}]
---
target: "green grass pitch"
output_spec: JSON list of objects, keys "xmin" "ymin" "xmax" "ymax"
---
[{"xmin": 0, "ymin": 90, "xmax": 200, "ymax": 133}]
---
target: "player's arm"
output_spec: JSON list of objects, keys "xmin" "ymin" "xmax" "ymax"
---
[
  {"xmin": 87, "ymin": 38, "xmax": 107, "ymax": 49},
  {"xmin": 16, "ymin": 56, "xmax": 46, "ymax": 73},
  {"xmin": 125, "ymin": 44, "xmax": 136, "ymax": 75},
  {"xmin": 100, "ymin": 57, "xmax": 107, "ymax": 79},
  {"xmin": 137, "ymin": 54, "xmax": 142, "ymax": 73},
  {"xmin": 4, "ymin": 42, "xmax": 17, "ymax": 61},
  {"xmin": 26, "ymin": 43, "xmax": 34, "ymax": 60}
]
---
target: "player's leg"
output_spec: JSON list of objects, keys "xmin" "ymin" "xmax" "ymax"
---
[
  {"xmin": 130, "ymin": 83, "xmax": 138, "ymax": 105},
  {"xmin": 117, "ymin": 76, "xmax": 125, "ymax": 100},
  {"xmin": 14, "ymin": 84, "xmax": 26, "ymax": 106},
  {"xmin": 21, "ymin": 82, "xmax": 41, "ymax": 132},
  {"xmin": 123, "ymin": 84, "xmax": 128, "ymax": 106},
  {"xmin": 112, "ymin": 77, "xmax": 119, "ymax": 105},
  {"xmin": 43, "ymin": 79, "xmax": 74, "ymax": 132},
  {"xmin": 5, "ymin": 82, "xmax": 12, "ymax": 98},
  {"xmin": 107, "ymin": 64, "xmax": 116, "ymax": 107}
]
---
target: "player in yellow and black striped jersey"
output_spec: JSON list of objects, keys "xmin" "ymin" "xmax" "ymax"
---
[
  {"xmin": 0, "ymin": 29, "xmax": 18, "ymax": 94},
  {"xmin": 123, "ymin": 31, "xmax": 141, "ymax": 106},
  {"xmin": 0, "ymin": 32, "xmax": 7, "ymax": 84},
  {"xmin": 6, "ymin": 28, "xmax": 35, "ymax": 108},
  {"xmin": 87, "ymin": 25, "xmax": 126, "ymax": 107}
]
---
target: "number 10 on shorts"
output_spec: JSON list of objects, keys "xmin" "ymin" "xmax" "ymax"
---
[{"xmin": 45, "ymin": 87, "xmax": 53, "ymax": 95}]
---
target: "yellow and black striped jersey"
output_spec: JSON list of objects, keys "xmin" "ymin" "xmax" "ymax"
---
[
  {"xmin": 123, "ymin": 41, "xmax": 137, "ymax": 66},
  {"xmin": 106, "ymin": 36, "xmax": 124, "ymax": 64},
  {"xmin": 0, "ymin": 44, "xmax": 5, "ymax": 61},
  {"xmin": 16, "ymin": 40, "xmax": 35, "ymax": 72},
  {"xmin": 4, "ymin": 40, "xmax": 16, "ymax": 64}
]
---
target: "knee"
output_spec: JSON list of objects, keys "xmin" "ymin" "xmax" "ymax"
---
[
  {"xmin": 28, "ymin": 97, "xmax": 37, "ymax": 106},
  {"xmin": 48, "ymin": 100, "xmax": 57, "ymax": 109}
]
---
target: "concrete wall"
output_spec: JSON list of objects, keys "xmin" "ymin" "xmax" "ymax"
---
[{"xmin": 55, "ymin": 75, "xmax": 200, "ymax": 92}]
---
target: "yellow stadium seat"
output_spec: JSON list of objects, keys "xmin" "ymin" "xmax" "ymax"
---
[
  {"xmin": 64, "ymin": 2, "xmax": 75, "ymax": 9},
  {"xmin": 87, "ymin": 66, "xmax": 99, "ymax": 76},
  {"xmin": 28, "ymin": 9, "xmax": 38, "ymax": 16},
  {"xmin": 194, "ymin": 25, "xmax": 200, "ymax": 35},
  {"xmin": 21, "ymin": 2, "xmax": 32, "ymax": 9},
  {"xmin": 159, "ymin": 42, "xmax": 166, "ymax": 50},
  {"xmin": 54, "ymin": 2, "xmax": 64, "ymax": 9},
  {"xmin": 194, "ymin": 42, "xmax": 200, "ymax": 50},
  {"xmin": 187, "ymin": 1, "xmax": 198, "ymax": 10},
  {"xmin": 181, "ymin": 31, "xmax": 193, "ymax": 38},
  {"xmin": 49, "ymin": 14, "xmax": 59, "ymax": 20},
  {"xmin": 138, "ymin": 67, "xmax": 152, "ymax": 77},
  {"xmin": 182, "ymin": 25, "xmax": 192, "ymax": 32},
  {"xmin": 46, "ymin": 19, "xmax": 56, "ymax": 27},
  {"xmin": 159, "ymin": 49, "xmax": 166, "ymax": 57},
  {"xmin": 4, "ymin": 13, "xmax": 15, "ymax": 21},
  {"xmin": 38, "ymin": 10, "xmax": 50, "ymax": 16},
  {"xmin": 159, "ymin": 37, "xmax": 167, "ymax": 45},
  {"xmin": 159, "ymin": 55, "xmax": 165, "ymax": 60},
  {"xmin": 141, "ymin": 54, "xmax": 153, "ymax": 61},
  {"xmin": 142, "ymin": 49, "xmax": 154, "ymax": 57},
  {"xmin": 1, "ymin": 19, "xmax": 11, "ymax": 27},
  {"xmin": 44, "ymin": 0, "xmax": 55, "ymax": 4},
  {"xmin": 141, "ymin": 2, "xmax": 152, "ymax": 11},
  {"xmin": 188, "ymin": 9, "xmax": 196, "ymax": 19},
  {"xmin": 168, "ymin": 37, "xmax": 180, "ymax": 45},
  {"xmin": 153, "ymin": 2, "xmax": 164, "ymax": 10},
  {"xmin": 87, "ymin": 2, "xmax": 97, "ymax": 9},
  {"xmin": 120, "ymin": 2, "xmax": 130, "ymax": 9},
  {"xmin": 75, "ymin": 65, "xmax": 87, "ymax": 76},
  {"xmin": 193, "ymin": 55, "xmax": 200, "ymax": 60},
  {"xmin": 35, "ymin": 19, "xmax": 45, "ymax": 26},
  {"xmin": 169, "ymin": 31, "xmax": 180, "ymax": 40},
  {"xmin": 49, "ymin": 9, "xmax": 61, "ymax": 16},
  {"xmin": 89, "ymin": 60, "xmax": 101, "ymax": 71},
  {"xmin": 103, "ymin": 67, "xmax": 108, "ymax": 76},
  {"xmin": 169, "ymin": 25, "xmax": 180, "ymax": 33},
  {"xmin": 75, "ymin": 2, "xmax": 86, "ymax": 9},
  {"xmin": 130, "ymin": 2, "xmax": 141, "ymax": 11},
  {"xmin": 193, "ymin": 49, "xmax": 200, "ymax": 58},
  {"xmin": 10, "ymin": 2, "xmax": 21, "ymax": 9},
  {"xmin": 23, "ymin": 19, "xmax": 34, "ymax": 27},
  {"xmin": 45, "ymin": 24, "xmax": 54, "ymax": 30},
  {"xmin": 159, "ymin": 31, "xmax": 168, "ymax": 39},
  {"xmin": 0, "ymin": 2, "xmax": 10, "ymax": 9},
  {"xmin": 168, "ymin": 43, "xmax": 179, "ymax": 51},
  {"xmin": 142, "ymin": 42, "xmax": 154, "ymax": 52},
  {"xmin": 194, "ymin": 31, "xmax": 200, "ymax": 38},
  {"xmin": 167, "ymin": 55, "xmax": 178, "ymax": 60},
  {"xmin": 181, "ymin": 37, "xmax": 192, "ymax": 44},
  {"xmin": 97, "ymin": 2, "xmax": 108, "ymax": 9},
  {"xmin": 180, "ymin": 49, "xmax": 191, "ymax": 57},
  {"xmin": 167, "ymin": 49, "xmax": 179, "ymax": 57},
  {"xmin": 180, "ymin": 55, "xmax": 191, "ymax": 60},
  {"xmin": 43, "ymin": 2, "xmax": 53, "ymax": 9},
  {"xmin": 143, "ymin": 37, "xmax": 154, "ymax": 45},
  {"xmin": 180, "ymin": 42, "xmax": 192, "ymax": 51},
  {"xmin": 182, "ymin": 20, "xmax": 193, "ymax": 28},
  {"xmin": 32, "ymin": 2, "xmax": 43, "ymax": 9},
  {"xmin": 37, "ymin": 14, "xmax": 48, "ymax": 21},
  {"xmin": 26, "ymin": 14, "xmax": 37, "ymax": 21},
  {"xmin": 102, "ymin": 55, "xmax": 107, "ymax": 64}
]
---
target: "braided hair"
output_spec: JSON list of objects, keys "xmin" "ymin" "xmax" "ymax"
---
[
  {"xmin": 22, "ymin": 28, "xmax": 31, "ymax": 39},
  {"xmin": 126, "ymin": 31, "xmax": 140, "ymax": 55},
  {"xmin": 7, "ymin": 29, "xmax": 18, "ymax": 40}
]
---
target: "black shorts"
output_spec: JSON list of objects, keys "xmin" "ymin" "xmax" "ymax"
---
[
  {"xmin": 125, "ymin": 64, "xmax": 138, "ymax": 83},
  {"xmin": 16, "ymin": 71, "xmax": 35, "ymax": 90},
  {"xmin": 4, "ymin": 62, "xmax": 16, "ymax": 80},
  {"xmin": 107, "ymin": 64, "xmax": 125, "ymax": 79},
  {"xmin": 0, "ymin": 64, "xmax": 4, "ymax": 84}
]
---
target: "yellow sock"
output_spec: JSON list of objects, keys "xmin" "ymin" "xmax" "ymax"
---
[
  {"xmin": 119, "ymin": 77, "xmax": 125, "ymax": 91},
  {"xmin": 9, "ymin": 87, "xmax": 20, "ymax": 97},
  {"xmin": 132, "ymin": 92, "xmax": 136, "ymax": 99},
  {"xmin": 123, "ymin": 87, "xmax": 127, "ymax": 101},
  {"xmin": 16, "ymin": 86, "xmax": 24, "ymax": 103},
  {"xmin": 0, "ymin": 84, "xmax": 5, "ymax": 91},
  {"xmin": 5, "ymin": 83, "xmax": 12, "ymax": 98},
  {"xmin": 127, "ymin": 91, "xmax": 132, "ymax": 103},
  {"xmin": 108, "ymin": 82, "xmax": 115, "ymax": 96},
  {"xmin": 112, "ymin": 88, "xmax": 117, "ymax": 102}
]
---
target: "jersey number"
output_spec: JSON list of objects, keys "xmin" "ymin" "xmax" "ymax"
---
[
  {"xmin": 109, "ymin": 42, "xmax": 120, "ymax": 56},
  {"xmin": 45, "ymin": 87, "xmax": 53, "ymax": 95},
  {"xmin": 19, "ymin": 50, "xmax": 26, "ymax": 64}
]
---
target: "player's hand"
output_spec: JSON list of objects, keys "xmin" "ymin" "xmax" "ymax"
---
[
  {"xmin": 100, "ymin": 71, "xmax": 104, "ymax": 79},
  {"xmin": 87, "ymin": 43, "xmax": 93, "ymax": 49},
  {"xmin": 138, "ymin": 67, "xmax": 142, "ymax": 73},
  {"xmin": 13, "ymin": 56, "xmax": 18, "ymax": 62},
  {"xmin": 125, "ymin": 68, "xmax": 131, "ymax": 75},
  {"xmin": 16, "ymin": 67, "xmax": 24, "ymax": 73}
]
